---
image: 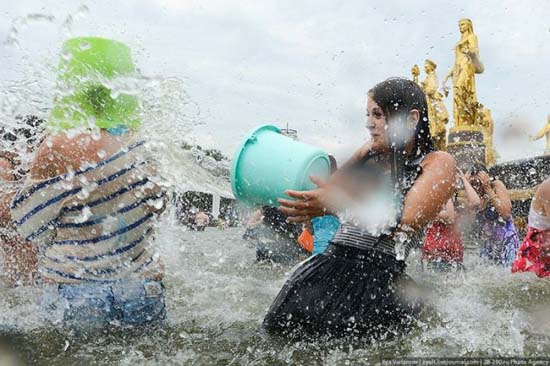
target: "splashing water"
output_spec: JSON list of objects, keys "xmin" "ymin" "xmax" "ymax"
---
[
  {"xmin": 1, "ymin": 227, "xmax": 549, "ymax": 364},
  {"xmin": 1, "ymin": 9, "xmax": 550, "ymax": 366}
]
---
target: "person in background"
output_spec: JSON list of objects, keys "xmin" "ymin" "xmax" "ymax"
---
[
  {"xmin": 242, "ymin": 209, "xmax": 262, "ymax": 241},
  {"xmin": 194, "ymin": 210, "xmax": 210, "ymax": 231},
  {"xmin": 251, "ymin": 206, "xmax": 305, "ymax": 264},
  {"xmin": 0, "ymin": 115, "xmax": 44, "ymax": 286},
  {"xmin": 468, "ymin": 163, "xmax": 520, "ymax": 266},
  {"xmin": 216, "ymin": 217, "xmax": 226, "ymax": 230},
  {"xmin": 422, "ymin": 199, "xmax": 462, "ymax": 272},
  {"xmin": 512, "ymin": 178, "xmax": 550, "ymax": 277},
  {"xmin": 422, "ymin": 170, "xmax": 480, "ymax": 271},
  {"xmin": 9, "ymin": 37, "xmax": 167, "ymax": 329}
]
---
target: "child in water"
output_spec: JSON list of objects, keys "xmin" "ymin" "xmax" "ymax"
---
[{"xmin": 9, "ymin": 38, "xmax": 167, "ymax": 329}]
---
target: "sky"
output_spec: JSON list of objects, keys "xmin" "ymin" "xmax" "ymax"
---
[{"xmin": 0, "ymin": 0, "xmax": 549, "ymax": 163}]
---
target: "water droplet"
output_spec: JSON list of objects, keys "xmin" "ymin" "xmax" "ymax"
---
[
  {"xmin": 74, "ymin": 206, "xmax": 93, "ymax": 224},
  {"xmin": 76, "ymin": 5, "xmax": 89, "ymax": 17},
  {"xmin": 61, "ymin": 49, "xmax": 73, "ymax": 62},
  {"xmin": 79, "ymin": 41, "xmax": 91, "ymax": 51}
]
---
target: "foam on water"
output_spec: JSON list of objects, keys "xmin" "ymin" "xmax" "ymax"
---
[{"xmin": 1, "ymin": 226, "xmax": 550, "ymax": 364}]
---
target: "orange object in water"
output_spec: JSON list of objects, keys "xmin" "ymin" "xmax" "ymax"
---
[{"xmin": 298, "ymin": 228, "xmax": 314, "ymax": 253}]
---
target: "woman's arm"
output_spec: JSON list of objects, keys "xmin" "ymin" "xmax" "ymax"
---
[
  {"xmin": 277, "ymin": 143, "xmax": 374, "ymax": 221},
  {"xmin": 279, "ymin": 151, "xmax": 457, "ymax": 228},
  {"xmin": 459, "ymin": 172, "xmax": 481, "ymax": 210},
  {"xmin": 487, "ymin": 180, "xmax": 512, "ymax": 219},
  {"xmin": 434, "ymin": 199, "xmax": 456, "ymax": 224},
  {"xmin": 400, "ymin": 151, "xmax": 457, "ymax": 231}
]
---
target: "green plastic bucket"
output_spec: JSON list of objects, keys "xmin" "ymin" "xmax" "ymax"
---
[
  {"xmin": 231, "ymin": 125, "xmax": 330, "ymax": 207},
  {"xmin": 49, "ymin": 37, "xmax": 141, "ymax": 131}
]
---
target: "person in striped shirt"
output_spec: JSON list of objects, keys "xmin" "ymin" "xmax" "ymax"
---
[{"xmin": 9, "ymin": 37, "xmax": 167, "ymax": 329}]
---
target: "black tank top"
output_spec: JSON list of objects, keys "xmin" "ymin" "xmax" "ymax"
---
[{"xmin": 331, "ymin": 152, "xmax": 426, "ymax": 260}]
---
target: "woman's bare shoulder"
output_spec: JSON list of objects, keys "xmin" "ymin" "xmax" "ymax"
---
[
  {"xmin": 492, "ymin": 179, "xmax": 507, "ymax": 191},
  {"xmin": 422, "ymin": 151, "xmax": 456, "ymax": 171}
]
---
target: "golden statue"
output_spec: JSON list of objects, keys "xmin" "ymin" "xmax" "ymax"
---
[
  {"xmin": 529, "ymin": 114, "xmax": 550, "ymax": 155},
  {"xmin": 477, "ymin": 104, "xmax": 497, "ymax": 165},
  {"xmin": 443, "ymin": 18, "xmax": 484, "ymax": 129},
  {"xmin": 411, "ymin": 64, "xmax": 420, "ymax": 84},
  {"xmin": 421, "ymin": 59, "xmax": 449, "ymax": 150}
]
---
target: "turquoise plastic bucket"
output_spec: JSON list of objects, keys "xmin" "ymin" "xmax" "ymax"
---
[{"xmin": 231, "ymin": 125, "xmax": 330, "ymax": 207}]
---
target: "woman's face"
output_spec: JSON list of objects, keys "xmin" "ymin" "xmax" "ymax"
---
[
  {"xmin": 468, "ymin": 173, "xmax": 484, "ymax": 195},
  {"xmin": 366, "ymin": 96, "xmax": 390, "ymax": 152}
]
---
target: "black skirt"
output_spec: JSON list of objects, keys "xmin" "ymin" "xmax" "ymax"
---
[{"xmin": 263, "ymin": 243, "xmax": 423, "ymax": 339}]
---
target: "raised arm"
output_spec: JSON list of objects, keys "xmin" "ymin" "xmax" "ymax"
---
[
  {"xmin": 488, "ymin": 180, "xmax": 512, "ymax": 220},
  {"xmin": 401, "ymin": 151, "xmax": 457, "ymax": 231},
  {"xmin": 458, "ymin": 172, "xmax": 481, "ymax": 211}
]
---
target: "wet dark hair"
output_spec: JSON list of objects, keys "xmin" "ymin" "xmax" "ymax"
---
[
  {"xmin": 368, "ymin": 77, "xmax": 434, "ymax": 156},
  {"xmin": 367, "ymin": 78, "xmax": 435, "ymax": 219},
  {"xmin": 467, "ymin": 161, "xmax": 487, "ymax": 175}
]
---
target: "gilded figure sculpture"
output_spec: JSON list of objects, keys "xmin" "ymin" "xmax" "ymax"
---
[
  {"xmin": 411, "ymin": 64, "xmax": 420, "ymax": 84},
  {"xmin": 421, "ymin": 59, "xmax": 449, "ymax": 151},
  {"xmin": 477, "ymin": 104, "xmax": 496, "ymax": 165},
  {"xmin": 529, "ymin": 114, "xmax": 550, "ymax": 155},
  {"xmin": 442, "ymin": 18, "xmax": 484, "ymax": 129}
]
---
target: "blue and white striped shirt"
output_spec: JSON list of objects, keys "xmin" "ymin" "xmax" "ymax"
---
[{"xmin": 10, "ymin": 140, "xmax": 165, "ymax": 284}]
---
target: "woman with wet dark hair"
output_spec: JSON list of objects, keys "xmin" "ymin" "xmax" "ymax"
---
[{"xmin": 263, "ymin": 78, "xmax": 456, "ymax": 338}]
